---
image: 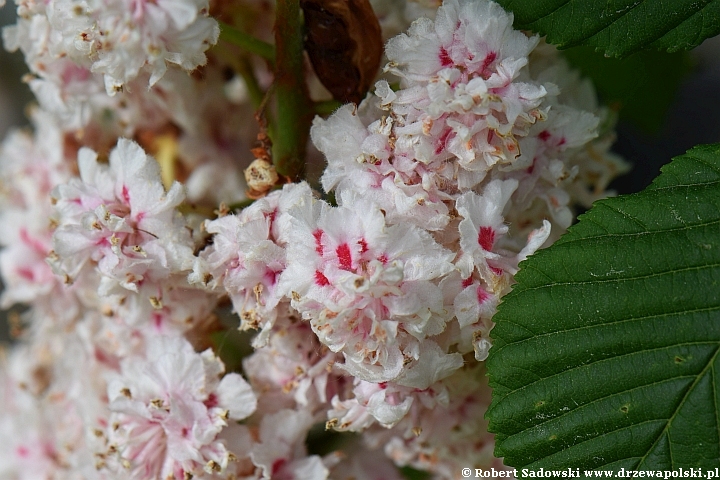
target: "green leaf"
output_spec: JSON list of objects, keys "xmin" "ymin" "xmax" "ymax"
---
[
  {"xmin": 495, "ymin": 0, "xmax": 720, "ymax": 57},
  {"xmin": 400, "ymin": 466, "xmax": 432, "ymax": 480},
  {"xmin": 486, "ymin": 144, "xmax": 720, "ymax": 472},
  {"xmin": 561, "ymin": 48, "xmax": 691, "ymax": 133}
]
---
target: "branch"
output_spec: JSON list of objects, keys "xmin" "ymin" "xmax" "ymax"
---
[{"xmin": 271, "ymin": 0, "xmax": 313, "ymax": 181}]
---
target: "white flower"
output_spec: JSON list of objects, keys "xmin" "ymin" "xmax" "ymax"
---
[
  {"xmin": 281, "ymin": 189, "xmax": 455, "ymax": 384},
  {"xmin": 370, "ymin": 364, "xmax": 502, "ymax": 478},
  {"xmin": 0, "ymin": 1, "xmax": 634, "ymax": 478},
  {"xmin": 46, "ymin": 0, "xmax": 219, "ymax": 94},
  {"xmin": 456, "ymin": 178, "xmax": 517, "ymax": 282},
  {"xmin": 51, "ymin": 139, "xmax": 193, "ymax": 294},
  {"xmin": 242, "ymin": 305, "xmax": 343, "ymax": 414},
  {"xmin": 190, "ymin": 183, "xmax": 311, "ymax": 343},
  {"xmin": 313, "ymin": 102, "xmax": 452, "ymax": 231},
  {"xmin": 383, "ymin": 0, "xmax": 546, "ymax": 183},
  {"xmin": 104, "ymin": 335, "xmax": 256, "ymax": 479},
  {"xmin": 0, "ymin": 348, "xmax": 63, "ymax": 480},
  {"xmin": 250, "ymin": 409, "xmax": 328, "ymax": 480},
  {"xmin": 0, "ymin": 112, "xmax": 65, "ymax": 298}
]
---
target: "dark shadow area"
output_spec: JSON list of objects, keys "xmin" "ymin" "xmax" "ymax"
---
[{"xmin": 610, "ymin": 37, "xmax": 720, "ymax": 195}]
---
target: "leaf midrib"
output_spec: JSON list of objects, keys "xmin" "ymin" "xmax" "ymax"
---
[
  {"xmin": 493, "ymin": 304, "xmax": 720, "ymax": 346},
  {"xmin": 516, "ymin": 418, "xmax": 667, "ymax": 467},
  {"xmin": 634, "ymin": 346, "xmax": 720, "ymax": 470},
  {"xmin": 490, "ymin": 340, "xmax": 718, "ymax": 414},
  {"xmin": 498, "ymin": 346, "xmax": 720, "ymax": 468},
  {"xmin": 497, "ymin": 373, "xmax": 698, "ymax": 443},
  {"xmin": 515, "ymin": 261, "xmax": 720, "ymax": 293},
  {"xmin": 552, "ymin": 215, "xmax": 720, "ymax": 247}
]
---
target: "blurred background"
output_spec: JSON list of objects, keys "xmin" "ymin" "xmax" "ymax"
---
[
  {"xmin": 0, "ymin": 3, "xmax": 34, "ymax": 139},
  {"xmin": 1, "ymin": 3, "xmax": 719, "ymax": 344}
]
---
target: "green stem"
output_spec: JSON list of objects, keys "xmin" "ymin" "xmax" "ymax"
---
[
  {"xmin": 218, "ymin": 21, "xmax": 276, "ymax": 65},
  {"xmin": 272, "ymin": 0, "xmax": 313, "ymax": 181},
  {"xmin": 236, "ymin": 57, "xmax": 265, "ymax": 110}
]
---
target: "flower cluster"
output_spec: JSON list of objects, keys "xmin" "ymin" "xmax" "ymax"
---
[{"xmin": 0, "ymin": 0, "xmax": 628, "ymax": 478}]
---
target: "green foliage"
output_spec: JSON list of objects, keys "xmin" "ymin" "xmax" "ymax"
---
[
  {"xmin": 561, "ymin": 48, "xmax": 691, "ymax": 133},
  {"xmin": 210, "ymin": 328, "xmax": 255, "ymax": 373},
  {"xmin": 400, "ymin": 466, "xmax": 433, "ymax": 480},
  {"xmin": 495, "ymin": 0, "xmax": 720, "ymax": 57},
  {"xmin": 486, "ymin": 145, "xmax": 720, "ymax": 471}
]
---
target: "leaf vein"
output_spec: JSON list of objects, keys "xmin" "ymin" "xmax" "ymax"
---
[
  {"xmin": 586, "ymin": 0, "xmax": 714, "ymax": 49},
  {"xmin": 649, "ymin": 179, "xmax": 720, "ymax": 191},
  {"xmin": 502, "ymin": 374, "xmax": 698, "ymax": 440},
  {"xmin": 551, "ymin": 218, "xmax": 720, "ymax": 245},
  {"xmin": 633, "ymin": 347, "xmax": 720, "ymax": 470},
  {"xmin": 713, "ymin": 359, "xmax": 720, "ymax": 460},
  {"xmin": 688, "ymin": 153, "xmax": 720, "ymax": 177},
  {"xmin": 599, "ymin": 202, "xmax": 649, "ymax": 231},
  {"xmin": 514, "ymin": 261, "xmax": 720, "ymax": 292},
  {"xmin": 572, "ymin": 0, "xmax": 648, "ymax": 43},
  {"xmin": 518, "ymin": 0, "xmax": 572, "ymax": 25},
  {"xmin": 526, "ymin": 418, "xmax": 669, "ymax": 466},
  {"xmin": 493, "ymin": 341, "xmax": 716, "ymax": 404},
  {"xmin": 499, "ymin": 305, "xmax": 720, "ymax": 345}
]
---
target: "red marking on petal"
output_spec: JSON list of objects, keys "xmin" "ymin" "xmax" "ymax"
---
[
  {"xmin": 264, "ymin": 269, "xmax": 278, "ymax": 286},
  {"xmin": 490, "ymin": 266, "xmax": 504, "ymax": 276},
  {"xmin": 94, "ymin": 347, "xmax": 120, "ymax": 370},
  {"xmin": 461, "ymin": 277, "xmax": 474, "ymax": 288},
  {"xmin": 435, "ymin": 129, "xmax": 452, "ymax": 155},
  {"xmin": 204, "ymin": 393, "xmax": 218, "ymax": 408},
  {"xmin": 558, "ymin": 137, "xmax": 566, "ymax": 146},
  {"xmin": 315, "ymin": 270, "xmax": 330, "ymax": 286},
  {"xmin": 267, "ymin": 209, "xmax": 277, "ymax": 224},
  {"xmin": 121, "ymin": 185, "xmax": 130, "ymax": 204},
  {"xmin": 439, "ymin": 47, "xmax": 452, "ymax": 67},
  {"xmin": 478, "ymin": 226, "xmax": 495, "ymax": 251},
  {"xmin": 313, "ymin": 229, "xmax": 324, "ymax": 255},
  {"xmin": 20, "ymin": 228, "xmax": 47, "ymax": 256},
  {"xmin": 538, "ymin": 130, "xmax": 551, "ymax": 142},
  {"xmin": 378, "ymin": 254, "xmax": 388, "ymax": 264},
  {"xmin": 16, "ymin": 267, "xmax": 35, "ymax": 281},
  {"xmin": 480, "ymin": 51, "xmax": 497, "ymax": 77},
  {"xmin": 358, "ymin": 238, "xmax": 369, "ymax": 254},
  {"xmin": 476, "ymin": 286, "xmax": 490, "ymax": 304},
  {"xmin": 152, "ymin": 313, "xmax": 163, "ymax": 330},
  {"xmin": 379, "ymin": 382, "xmax": 388, "ymax": 389},
  {"xmin": 272, "ymin": 459, "xmax": 287, "ymax": 476},
  {"xmin": 336, "ymin": 243, "xmax": 352, "ymax": 270},
  {"xmin": 61, "ymin": 64, "xmax": 91, "ymax": 84},
  {"xmin": 16, "ymin": 446, "xmax": 30, "ymax": 458},
  {"xmin": 527, "ymin": 159, "xmax": 536, "ymax": 175}
]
